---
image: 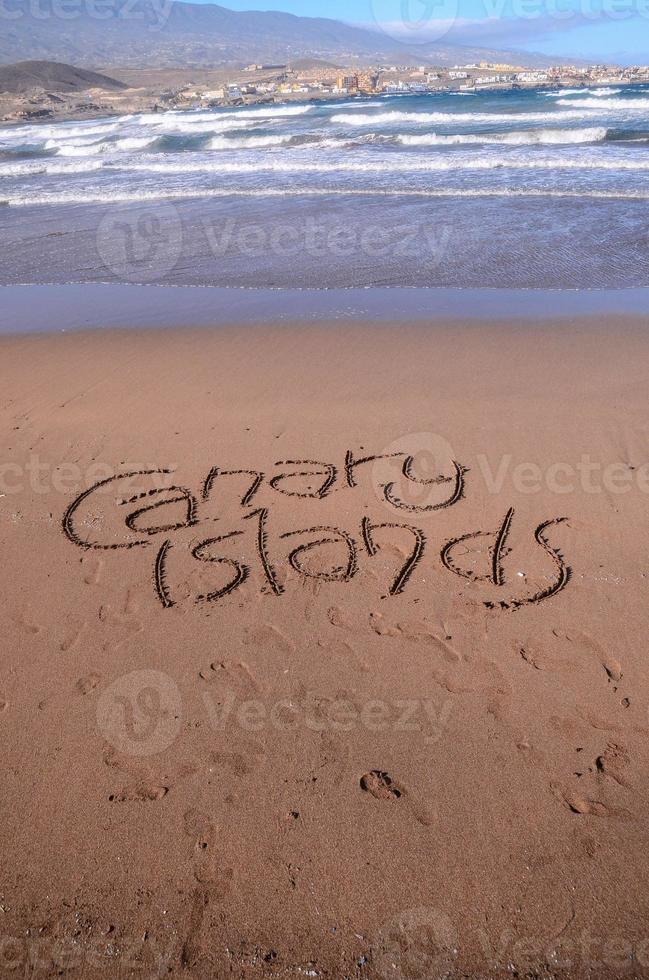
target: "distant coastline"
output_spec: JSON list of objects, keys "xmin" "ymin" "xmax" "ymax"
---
[{"xmin": 1, "ymin": 58, "xmax": 645, "ymax": 128}]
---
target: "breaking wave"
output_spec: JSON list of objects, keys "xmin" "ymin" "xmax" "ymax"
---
[
  {"xmin": 398, "ymin": 127, "xmax": 608, "ymax": 146},
  {"xmin": 330, "ymin": 109, "xmax": 599, "ymax": 126},
  {"xmin": 4, "ymin": 186, "xmax": 648, "ymax": 206},
  {"xmin": 208, "ymin": 134, "xmax": 294, "ymax": 150},
  {"xmin": 557, "ymin": 97, "xmax": 649, "ymax": 110}
]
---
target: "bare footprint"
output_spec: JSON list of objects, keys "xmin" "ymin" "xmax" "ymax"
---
[
  {"xmin": 519, "ymin": 643, "xmax": 567, "ymax": 673},
  {"xmin": 563, "ymin": 631, "xmax": 623, "ymax": 685},
  {"xmin": 75, "ymin": 673, "xmax": 101, "ymax": 696},
  {"xmin": 369, "ymin": 613, "xmax": 400, "ymax": 638},
  {"xmin": 15, "ymin": 613, "xmax": 41, "ymax": 636},
  {"xmin": 181, "ymin": 875, "xmax": 233, "ymax": 968},
  {"xmin": 361, "ymin": 770, "xmax": 403, "ymax": 800},
  {"xmin": 360, "ymin": 770, "xmax": 434, "ymax": 826},
  {"xmin": 99, "ymin": 605, "xmax": 144, "ymax": 652},
  {"xmin": 327, "ymin": 606, "xmax": 354, "ymax": 630},
  {"xmin": 60, "ymin": 623, "xmax": 86, "ymax": 653},
  {"xmin": 403, "ymin": 627, "xmax": 461, "ymax": 665},
  {"xmin": 596, "ymin": 742, "xmax": 630, "ymax": 787},
  {"xmin": 199, "ymin": 659, "xmax": 261, "ymax": 698},
  {"xmin": 317, "ymin": 638, "xmax": 370, "ymax": 673},
  {"xmin": 552, "ymin": 782, "xmax": 630, "ymax": 820},
  {"xmin": 109, "ymin": 783, "xmax": 168, "ymax": 803},
  {"xmin": 123, "ymin": 587, "xmax": 140, "ymax": 616},
  {"xmin": 82, "ymin": 556, "xmax": 103, "ymax": 586},
  {"xmin": 211, "ymin": 737, "xmax": 265, "ymax": 778},
  {"xmin": 183, "ymin": 808, "xmax": 218, "ymax": 883},
  {"xmin": 244, "ymin": 624, "xmax": 295, "ymax": 655}
]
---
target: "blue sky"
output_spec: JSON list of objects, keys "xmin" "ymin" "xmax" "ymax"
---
[{"xmin": 215, "ymin": 0, "xmax": 649, "ymax": 63}]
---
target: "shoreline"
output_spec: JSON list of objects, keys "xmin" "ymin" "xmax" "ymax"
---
[{"xmin": 1, "ymin": 284, "xmax": 649, "ymax": 335}]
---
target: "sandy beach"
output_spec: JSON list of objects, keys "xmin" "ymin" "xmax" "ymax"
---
[{"xmin": 1, "ymin": 315, "xmax": 648, "ymax": 977}]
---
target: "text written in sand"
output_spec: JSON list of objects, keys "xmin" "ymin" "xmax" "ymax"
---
[{"xmin": 61, "ymin": 449, "xmax": 571, "ymax": 612}]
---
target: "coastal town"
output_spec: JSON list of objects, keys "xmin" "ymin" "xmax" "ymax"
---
[
  {"xmin": 1, "ymin": 57, "xmax": 649, "ymax": 124},
  {"xmin": 191, "ymin": 60, "xmax": 649, "ymax": 102}
]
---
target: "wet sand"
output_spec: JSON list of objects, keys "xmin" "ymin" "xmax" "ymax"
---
[{"xmin": 1, "ymin": 316, "xmax": 649, "ymax": 978}]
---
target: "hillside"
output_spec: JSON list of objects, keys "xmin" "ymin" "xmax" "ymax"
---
[
  {"xmin": 0, "ymin": 3, "xmax": 573, "ymax": 69},
  {"xmin": 0, "ymin": 60, "xmax": 128, "ymax": 94}
]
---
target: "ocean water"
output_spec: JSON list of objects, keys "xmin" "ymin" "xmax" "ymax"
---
[{"xmin": 1, "ymin": 86, "xmax": 649, "ymax": 289}]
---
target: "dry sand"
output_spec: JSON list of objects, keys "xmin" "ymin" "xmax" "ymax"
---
[{"xmin": 1, "ymin": 317, "xmax": 648, "ymax": 978}]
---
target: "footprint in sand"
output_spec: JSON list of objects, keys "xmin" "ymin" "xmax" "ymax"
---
[
  {"xmin": 596, "ymin": 742, "xmax": 630, "ymax": 787},
  {"xmin": 15, "ymin": 613, "xmax": 41, "ymax": 636},
  {"xmin": 317, "ymin": 638, "xmax": 370, "ymax": 673},
  {"xmin": 199, "ymin": 659, "xmax": 261, "ymax": 698},
  {"xmin": 98, "ymin": 605, "xmax": 143, "ymax": 652},
  {"xmin": 123, "ymin": 587, "xmax": 140, "ymax": 616},
  {"xmin": 108, "ymin": 783, "xmax": 168, "ymax": 803},
  {"xmin": 211, "ymin": 737, "xmax": 265, "ymax": 778},
  {"xmin": 398, "ymin": 624, "xmax": 461, "ymax": 664},
  {"xmin": 60, "ymin": 622, "xmax": 86, "ymax": 653},
  {"xmin": 553, "ymin": 777, "xmax": 631, "ymax": 820},
  {"xmin": 244, "ymin": 623, "xmax": 295, "ymax": 655},
  {"xmin": 361, "ymin": 770, "xmax": 403, "ymax": 800},
  {"xmin": 82, "ymin": 556, "xmax": 103, "ymax": 586},
  {"xmin": 562, "ymin": 631, "xmax": 624, "ymax": 686},
  {"xmin": 360, "ymin": 770, "xmax": 435, "ymax": 826},
  {"xmin": 181, "ymin": 873, "xmax": 233, "ymax": 969},
  {"xmin": 519, "ymin": 643, "xmax": 567, "ymax": 673},
  {"xmin": 327, "ymin": 606, "xmax": 354, "ymax": 631},
  {"xmin": 75, "ymin": 673, "xmax": 101, "ymax": 696},
  {"xmin": 183, "ymin": 808, "xmax": 218, "ymax": 883},
  {"xmin": 369, "ymin": 612, "xmax": 400, "ymax": 638},
  {"xmin": 369, "ymin": 613, "xmax": 461, "ymax": 665}
]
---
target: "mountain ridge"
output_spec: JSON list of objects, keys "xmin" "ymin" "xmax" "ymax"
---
[{"xmin": 0, "ymin": 1, "xmax": 580, "ymax": 69}]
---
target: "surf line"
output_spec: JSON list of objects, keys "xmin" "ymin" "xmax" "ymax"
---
[{"xmin": 7, "ymin": 188, "xmax": 649, "ymax": 207}]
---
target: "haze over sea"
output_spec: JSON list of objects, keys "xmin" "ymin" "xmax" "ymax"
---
[{"xmin": 2, "ymin": 85, "xmax": 649, "ymax": 289}]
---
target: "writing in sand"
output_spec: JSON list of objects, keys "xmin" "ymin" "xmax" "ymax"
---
[{"xmin": 61, "ymin": 448, "xmax": 571, "ymax": 612}]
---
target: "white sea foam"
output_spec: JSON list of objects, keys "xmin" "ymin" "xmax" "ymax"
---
[
  {"xmin": 399, "ymin": 127, "xmax": 608, "ymax": 146},
  {"xmin": 330, "ymin": 100, "xmax": 384, "ymax": 109},
  {"xmin": 208, "ymin": 134, "xmax": 293, "ymax": 149},
  {"xmin": 137, "ymin": 105, "xmax": 313, "ymax": 128},
  {"xmin": 330, "ymin": 109, "xmax": 597, "ymax": 126},
  {"xmin": 583, "ymin": 87, "xmax": 622, "ymax": 96},
  {"xmin": 5, "ymin": 187, "xmax": 648, "ymax": 206},
  {"xmin": 557, "ymin": 97, "xmax": 649, "ymax": 109},
  {"xmin": 146, "ymin": 117, "xmax": 259, "ymax": 135},
  {"xmin": 111, "ymin": 152, "xmax": 649, "ymax": 174},
  {"xmin": 217, "ymin": 104, "xmax": 314, "ymax": 119},
  {"xmin": 53, "ymin": 136, "xmax": 156, "ymax": 156},
  {"xmin": 0, "ymin": 122, "xmax": 122, "ymax": 150},
  {"xmin": 545, "ymin": 87, "xmax": 621, "ymax": 98},
  {"xmin": 45, "ymin": 134, "xmax": 107, "ymax": 150},
  {"xmin": 0, "ymin": 159, "xmax": 104, "ymax": 177}
]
